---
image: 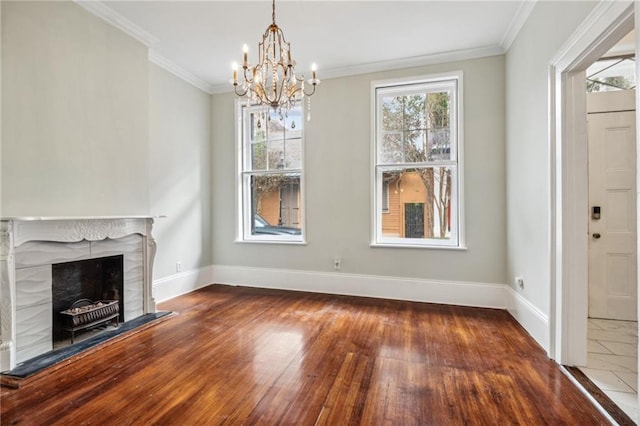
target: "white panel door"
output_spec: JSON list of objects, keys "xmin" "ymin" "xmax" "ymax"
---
[{"xmin": 588, "ymin": 92, "xmax": 637, "ymax": 320}]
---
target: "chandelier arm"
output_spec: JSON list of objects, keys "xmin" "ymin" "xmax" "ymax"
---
[
  {"xmin": 302, "ymin": 83, "xmax": 318, "ymax": 98},
  {"xmin": 233, "ymin": 84, "xmax": 250, "ymax": 98},
  {"xmin": 242, "ymin": 67, "xmax": 255, "ymax": 85}
]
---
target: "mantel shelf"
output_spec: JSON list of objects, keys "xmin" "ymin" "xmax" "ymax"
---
[{"xmin": 1, "ymin": 216, "xmax": 163, "ymax": 221}]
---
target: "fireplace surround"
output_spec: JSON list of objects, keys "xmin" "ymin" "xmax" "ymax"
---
[{"xmin": 0, "ymin": 217, "xmax": 157, "ymax": 371}]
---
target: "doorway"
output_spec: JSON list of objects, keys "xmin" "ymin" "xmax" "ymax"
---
[
  {"xmin": 550, "ymin": 4, "xmax": 637, "ymax": 423},
  {"xmin": 582, "ymin": 51, "xmax": 637, "ymax": 420}
]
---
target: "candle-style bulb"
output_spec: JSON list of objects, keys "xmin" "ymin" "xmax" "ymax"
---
[
  {"xmin": 232, "ymin": 62, "xmax": 238, "ymax": 83},
  {"xmin": 242, "ymin": 44, "xmax": 249, "ymax": 66},
  {"xmin": 311, "ymin": 63, "xmax": 317, "ymax": 81}
]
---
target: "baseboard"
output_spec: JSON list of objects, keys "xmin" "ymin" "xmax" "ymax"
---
[
  {"xmin": 153, "ymin": 266, "xmax": 214, "ymax": 303},
  {"xmin": 154, "ymin": 264, "xmax": 550, "ymax": 354},
  {"xmin": 211, "ymin": 264, "xmax": 507, "ymax": 309},
  {"xmin": 506, "ymin": 287, "xmax": 550, "ymax": 353}
]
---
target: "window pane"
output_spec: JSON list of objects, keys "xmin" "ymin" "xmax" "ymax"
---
[
  {"xmin": 266, "ymin": 110, "xmax": 285, "ymax": 141},
  {"xmin": 268, "ymin": 140, "xmax": 285, "ymax": 169},
  {"xmin": 381, "ymin": 132, "xmax": 403, "ymax": 163},
  {"xmin": 427, "ymin": 91, "xmax": 451, "ymax": 160},
  {"xmin": 404, "ymin": 130, "xmax": 427, "ymax": 162},
  {"xmin": 381, "ymin": 96, "xmax": 404, "ymax": 131},
  {"xmin": 250, "ymin": 111, "xmax": 267, "ymax": 142},
  {"xmin": 251, "ymin": 142, "xmax": 267, "ymax": 170},
  {"xmin": 283, "ymin": 108, "xmax": 303, "ymax": 138},
  {"xmin": 587, "ymin": 57, "xmax": 636, "ymax": 92},
  {"xmin": 427, "ymin": 92, "xmax": 450, "ymax": 127},
  {"xmin": 380, "ymin": 167, "xmax": 454, "ymax": 240},
  {"xmin": 428, "ymin": 128, "xmax": 451, "ymax": 161},
  {"xmin": 250, "ymin": 174, "xmax": 302, "ymax": 236},
  {"xmin": 284, "ymin": 138, "xmax": 302, "ymax": 169},
  {"xmin": 404, "ymin": 94, "xmax": 426, "ymax": 130},
  {"xmin": 381, "ymin": 90, "xmax": 453, "ymax": 164}
]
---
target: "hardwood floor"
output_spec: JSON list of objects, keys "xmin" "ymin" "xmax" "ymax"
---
[{"xmin": 1, "ymin": 285, "xmax": 609, "ymax": 425}]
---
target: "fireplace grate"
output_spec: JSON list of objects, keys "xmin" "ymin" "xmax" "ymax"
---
[{"xmin": 60, "ymin": 299, "xmax": 119, "ymax": 343}]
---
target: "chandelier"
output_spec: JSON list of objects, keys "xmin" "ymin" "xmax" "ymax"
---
[{"xmin": 231, "ymin": 0, "xmax": 319, "ymax": 112}]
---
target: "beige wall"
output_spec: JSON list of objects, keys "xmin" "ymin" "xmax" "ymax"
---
[
  {"xmin": 1, "ymin": 2, "xmax": 213, "ymax": 282},
  {"xmin": 212, "ymin": 55, "xmax": 506, "ymax": 284},
  {"xmin": 149, "ymin": 64, "xmax": 212, "ymax": 280},
  {"xmin": 6, "ymin": 0, "xmax": 601, "ymax": 301},
  {"xmin": 505, "ymin": 1, "xmax": 597, "ymax": 315},
  {"xmin": 1, "ymin": 1, "xmax": 149, "ymax": 216}
]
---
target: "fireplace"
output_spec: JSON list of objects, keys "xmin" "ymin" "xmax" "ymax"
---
[
  {"xmin": 0, "ymin": 217, "xmax": 157, "ymax": 372},
  {"xmin": 52, "ymin": 255, "xmax": 124, "ymax": 344}
]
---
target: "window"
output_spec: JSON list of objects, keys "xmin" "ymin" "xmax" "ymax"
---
[
  {"xmin": 237, "ymin": 103, "xmax": 304, "ymax": 242},
  {"xmin": 586, "ymin": 55, "xmax": 635, "ymax": 92},
  {"xmin": 372, "ymin": 73, "xmax": 462, "ymax": 248}
]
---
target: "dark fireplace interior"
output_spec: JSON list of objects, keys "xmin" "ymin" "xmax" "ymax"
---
[{"xmin": 52, "ymin": 255, "xmax": 124, "ymax": 343}]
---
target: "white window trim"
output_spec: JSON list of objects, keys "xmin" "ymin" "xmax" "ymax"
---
[
  {"xmin": 370, "ymin": 71, "xmax": 466, "ymax": 249},
  {"xmin": 235, "ymin": 100, "xmax": 307, "ymax": 244},
  {"xmin": 382, "ymin": 180, "xmax": 390, "ymax": 213}
]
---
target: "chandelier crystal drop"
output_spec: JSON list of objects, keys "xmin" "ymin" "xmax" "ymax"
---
[{"xmin": 231, "ymin": 0, "xmax": 319, "ymax": 112}]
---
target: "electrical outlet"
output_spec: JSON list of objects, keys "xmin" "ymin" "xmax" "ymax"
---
[
  {"xmin": 515, "ymin": 276, "xmax": 524, "ymax": 290},
  {"xmin": 334, "ymin": 257, "xmax": 341, "ymax": 270},
  {"xmin": 176, "ymin": 262, "xmax": 182, "ymax": 273}
]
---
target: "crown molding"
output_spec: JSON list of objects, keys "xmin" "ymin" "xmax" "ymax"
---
[
  {"xmin": 149, "ymin": 51, "xmax": 214, "ymax": 95},
  {"xmin": 210, "ymin": 44, "xmax": 504, "ymax": 94},
  {"xmin": 500, "ymin": 0, "xmax": 537, "ymax": 51},
  {"xmin": 74, "ymin": 0, "xmax": 509, "ymax": 97},
  {"xmin": 73, "ymin": 0, "xmax": 159, "ymax": 47}
]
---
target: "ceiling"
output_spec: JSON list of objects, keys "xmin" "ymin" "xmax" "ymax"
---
[{"xmin": 85, "ymin": 1, "xmax": 533, "ymax": 93}]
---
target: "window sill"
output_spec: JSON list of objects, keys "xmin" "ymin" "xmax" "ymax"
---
[
  {"xmin": 235, "ymin": 239, "xmax": 307, "ymax": 246},
  {"xmin": 370, "ymin": 242, "xmax": 467, "ymax": 251}
]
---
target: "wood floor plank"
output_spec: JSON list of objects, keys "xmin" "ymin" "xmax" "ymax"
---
[
  {"xmin": 314, "ymin": 352, "xmax": 370, "ymax": 425},
  {"xmin": 1, "ymin": 285, "xmax": 611, "ymax": 425}
]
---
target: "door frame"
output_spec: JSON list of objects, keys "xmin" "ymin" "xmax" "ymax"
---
[{"xmin": 549, "ymin": 1, "xmax": 635, "ymax": 365}]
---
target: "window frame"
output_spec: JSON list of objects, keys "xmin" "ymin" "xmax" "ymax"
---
[
  {"xmin": 235, "ymin": 101, "xmax": 306, "ymax": 244},
  {"xmin": 370, "ymin": 72, "xmax": 465, "ymax": 249}
]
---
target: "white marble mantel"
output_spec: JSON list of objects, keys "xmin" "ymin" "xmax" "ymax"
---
[{"xmin": 0, "ymin": 217, "xmax": 158, "ymax": 371}]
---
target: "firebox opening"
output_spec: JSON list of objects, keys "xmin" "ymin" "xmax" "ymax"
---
[{"xmin": 52, "ymin": 255, "xmax": 124, "ymax": 346}]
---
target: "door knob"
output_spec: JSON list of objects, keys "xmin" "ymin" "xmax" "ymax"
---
[{"xmin": 593, "ymin": 233, "xmax": 601, "ymax": 239}]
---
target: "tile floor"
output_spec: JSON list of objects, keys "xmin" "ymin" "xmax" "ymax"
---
[{"xmin": 580, "ymin": 318, "xmax": 638, "ymax": 423}]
